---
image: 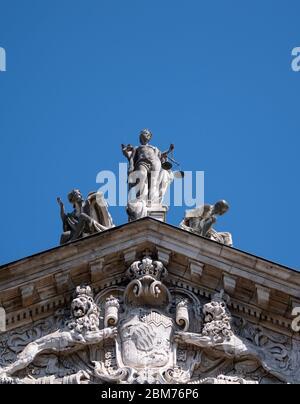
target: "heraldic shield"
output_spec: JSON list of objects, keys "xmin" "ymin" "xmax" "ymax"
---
[{"xmin": 0, "ymin": 252, "xmax": 292, "ymax": 385}]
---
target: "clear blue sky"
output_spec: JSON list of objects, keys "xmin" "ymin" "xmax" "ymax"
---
[{"xmin": 0, "ymin": 0, "xmax": 299, "ymax": 269}]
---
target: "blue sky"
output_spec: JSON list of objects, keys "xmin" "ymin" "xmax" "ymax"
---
[{"xmin": 0, "ymin": 0, "xmax": 299, "ymax": 269}]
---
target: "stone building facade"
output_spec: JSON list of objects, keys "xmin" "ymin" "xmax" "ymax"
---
[{"xmin": 0, "ymin": 218, "xmax": 299, "ymax": 384}]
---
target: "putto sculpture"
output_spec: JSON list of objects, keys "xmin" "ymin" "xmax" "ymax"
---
[
  {"xmin": 122, "ymin": 129, "xmax": 175, "ymax": 221},
  {"xmin": 180, "ymin": 200, "xmax": 233, "ymax": 246},
  {"xmin": 57, "ymin": 190, "xmax": 114, "ymax": 244}
]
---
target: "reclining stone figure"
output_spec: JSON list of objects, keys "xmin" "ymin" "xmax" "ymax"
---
[{"xmin": 180, "ymin": 200, "xmax": 233, "ymax": 246}]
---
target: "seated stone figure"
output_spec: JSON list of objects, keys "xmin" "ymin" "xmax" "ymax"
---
[
  {"xmin": 57, "ymin": 190, "xmax": 114, "ymax": 245},
  {"xmin": 180, "ymin": 200, "xmax": 233, "ymax": 246}
]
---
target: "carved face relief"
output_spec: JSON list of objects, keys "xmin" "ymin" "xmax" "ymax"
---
[
  {"xmin": 68, "ymin": 189, "xmax": 83, "ymax": 204},
  {"xmin": 66, "ymin": 288, "xmax": 100, "ymax": 333},
  {"xmin": 203, "ymin": 301, "xmax": 227, "ymax": 322},
  {"xmin": 119, "ymin": 309, "xmax": 174, "ymax": 370},
  {"xmin": 0, "ymin": 261, "xmax": 291, "ymax": 385},
  {"xmin": 139, "ymin": 130, "xmax": 152, "ymax": 145},
  {"xmin": 71, "ymin": 296, "xmax": 90, "ymax": 318}
]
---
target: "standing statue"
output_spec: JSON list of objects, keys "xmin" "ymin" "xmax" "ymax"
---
[
  {"xmin": 180, "ymin": 200, "xmax": 233, "ymax": 246},
  {"xmin": 122, "ymin": 129, "xmax": 175, "ymax": 221},
  {"xmin": 57, "ymin": 190, "xmax": 114, "ymax": 245}
]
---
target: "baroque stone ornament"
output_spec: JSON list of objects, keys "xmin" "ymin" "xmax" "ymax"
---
[
  {"xmin": 1, "ymin": 256, "xmax": 299, "ymax": 384},
  {"xmin": 125, "ymin": 254, "xmax": 169, "ymax": 306},
  {"xmin": 180, "ymin": 200, "xmax": 233, "ymax": 246},
  {"xmin": 122, "ymin": 129, "xmax": 175, "ymax": 222},
  {"xmin": 0, "ymin": 286, "xmax": 117, "ymax": 384},
  {"xmin": 57, "ymin": 190, "xmax": 114, "ymax": 244},
  {"xmin": 190, "ymin": 375, "xmax": 258, "ymax": 384}
]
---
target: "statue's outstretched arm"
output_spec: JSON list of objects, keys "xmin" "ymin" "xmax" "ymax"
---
[
  {"xmin": 175, "ymin": 331, "xmax": 213, "ymax": 348},
  {"xmin": 57, "ymin": 197, "xmax": 66, "ymax": 222},
  {"xmin": 161, "ymin": 143, "xmax": 175, "ymax": 157},
  {"xmin": 175, "ymin": 331, "xmax": 265, "ymax": 364},
  {"xmin": 0, "ymin": 327, "xmax": 117, "ymax": 378},
  {"xmin": 121, "ymin": 144, "xmax": 134, "ymax": 161}
]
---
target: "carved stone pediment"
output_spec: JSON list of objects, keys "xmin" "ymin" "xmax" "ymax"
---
[{"xmin": 0, "ymin": 253, "xmax": 298, "ymax": 385}]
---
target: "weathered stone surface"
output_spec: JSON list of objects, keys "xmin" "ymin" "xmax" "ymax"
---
[
  {"xmin": 256, "ymin": 285, "xmax": 271, "ymax": 308},
  {"xmin": 0, "ymin": 257, "xmax": 299, "ymax": 385},
  {"xmin": 189, "ymin": 259, "xmax": 204, "ymax": 278},
  {"xmin": 223, "ymin": 274, "xmax": 237, "ymax": 295},
  {"xmin": 0, "ymin": 219, "xmax": 299, "ymax": 384}
]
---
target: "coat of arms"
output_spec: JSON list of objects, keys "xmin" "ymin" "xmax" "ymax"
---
[{"xmin": 0, "ymin": 254, "xmax": 292, "ymax": 384}]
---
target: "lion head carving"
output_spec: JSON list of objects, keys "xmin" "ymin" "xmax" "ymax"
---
[
  {"xmin": 66, "ymin": 286, "xmax": 100, "ymax": 333},
  {"xmin": 202, "ymin": 291, "xmax": 233, "ymax": 343}
]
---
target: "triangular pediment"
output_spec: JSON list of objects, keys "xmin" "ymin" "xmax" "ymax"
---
[
  {"xmin": 1, "ymin": 218, "xmax": 300, "ymax": 385},
  {"xmin": 0, "ymin": 218, "xmax": 299, "ymax": 335}
]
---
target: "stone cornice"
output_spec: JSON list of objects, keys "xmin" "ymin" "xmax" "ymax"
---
[{"xmin": 0, "ymin": 218, "xmax": 299, "ymax": 334}]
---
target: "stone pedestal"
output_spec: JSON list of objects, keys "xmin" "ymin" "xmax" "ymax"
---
[{"xmin": 146, "ymin": 205, "xmax": 168, "ymax": 222}]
